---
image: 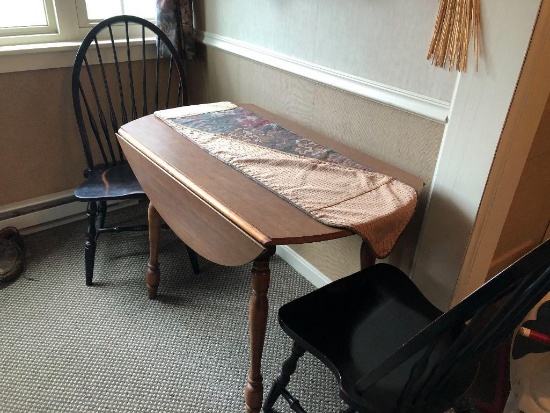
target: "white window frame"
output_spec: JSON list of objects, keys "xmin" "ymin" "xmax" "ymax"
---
[
  {"xmin": 76, "ymin": 0, "xmax": 114, "ymax": 28},
  {"xmin": 0, "ymin": 0, "xmax": 157, "ymax": 73}
]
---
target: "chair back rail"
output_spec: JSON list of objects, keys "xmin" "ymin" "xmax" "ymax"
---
[{"xmin": 72, "ymin": 15, "xmax": 187, "ymax": 173}]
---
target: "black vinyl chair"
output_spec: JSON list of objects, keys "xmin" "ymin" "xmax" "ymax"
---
[
  {"xmin": 264, "ymin": 239, "xmax": 550, "ymax": 413},
  {"xmin": 72, "ymin": 15, "xmax": 199, "ymax": 286}
]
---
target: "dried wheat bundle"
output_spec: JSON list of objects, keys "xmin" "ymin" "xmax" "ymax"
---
[{"xmin": 428, "ymin": 0, "xmax": 481, "ymax": 71}]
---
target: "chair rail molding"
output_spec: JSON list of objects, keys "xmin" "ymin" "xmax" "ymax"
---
[{"xmin": 196, "ymin": 31, "xmax": 450, "ymax": 123}]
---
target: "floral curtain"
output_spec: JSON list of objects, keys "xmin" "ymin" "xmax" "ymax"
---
[{"xmin": 156, "ymin": 0, "xmax": 195, "ymax": 60}]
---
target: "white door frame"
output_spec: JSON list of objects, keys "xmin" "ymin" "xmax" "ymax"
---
[{"xmin": 411, "ymin": 0, "xmax": 550, "ymax": 309}]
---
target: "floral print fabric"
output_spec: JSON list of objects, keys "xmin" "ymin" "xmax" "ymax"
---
[
  {"xmin": 154, "ymin": 102, "xmax": 418, "ymax": 257},
  {"xmin": 170, "ymin": 106, "xmax": 374, "ymax": 171},
  {"xmin": 156, "ymin": 0, "xmax": 195, "ymax": 60}
]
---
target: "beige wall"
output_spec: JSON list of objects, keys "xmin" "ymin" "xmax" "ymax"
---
[
  {"xmin": 0, "ymin": 60, "xmax": 178, "ymax": 207},
  {"xmin": 0, "ymin": 68, "xmax": 85, "ymax": 205},
  {"xmin": 187, "ymin": 45, "xmax": 445, "ymax": 276},
  {"xmin": 0, "ymin": 46, "xmax": 445, "ymax": 277},
  {"xmin": 189, "ymin": 0, "xmax": 460, "ymax": 278},
  {"xmin": 1, "ymin": 1, "xmax": 448, "ymax": 278},
  {"xmin": 193, "ymin": 0, "xmax": 457, "ymax": 101},
  {"xmin": 0, "ymin": 0, "xmax": 456, "ymax": 278}
]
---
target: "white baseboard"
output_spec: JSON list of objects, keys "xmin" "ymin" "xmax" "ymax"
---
[{"xmin": 276, "ymin": 245, "xmax": 332, "ymax": 288}]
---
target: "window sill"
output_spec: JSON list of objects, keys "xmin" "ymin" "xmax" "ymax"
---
[
  {"xmin": 0, "ymin": 37, "xmax": 156, "ymax": 74},
  {"xmin": 0, "ymin": 41, "xmax": 82, "ymax": 74}
]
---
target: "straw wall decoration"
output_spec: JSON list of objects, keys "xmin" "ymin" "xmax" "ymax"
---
[{"xmin": 428, "ymin": 0, "xmax": 481, "ymax": 72}]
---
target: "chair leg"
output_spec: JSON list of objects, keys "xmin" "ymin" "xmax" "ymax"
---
[
  {"xmin": 147, "ymin": 202, "xmax": 162, "ymax": 299},
  {"xmin": 282, "ymin": 388, "xmax": 308, "ymax": 413},
  {"xmin": 85, "ymin": 201, "xmax": 98, "ymax": 286},
  {"xmin": 98, "ymin": 201, "xmax": 107, "ymax": 229},
  {"xmin": 186, "ymin": 245, "xmax": 200, "ymax": 274},
  {"xmin": 263, "ymin": 341, "xmax": 306, "ymax": 413}
]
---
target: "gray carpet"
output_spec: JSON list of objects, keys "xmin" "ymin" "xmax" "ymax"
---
[{"xmin": 0, "ymin": 204, "xmax": 348, "ymax": 412}]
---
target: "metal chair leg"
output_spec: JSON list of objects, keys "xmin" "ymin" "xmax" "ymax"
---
[
  {"xmin": 263, "ymin": 341, "xmax": 306, "ymax": 412},
  {"xmin": 84, "ymin": 201, "xmax": 98, "ymax": 286}
]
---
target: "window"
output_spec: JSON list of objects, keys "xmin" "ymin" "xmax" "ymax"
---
[
  {"xmin": 0, "ymin": 0, "xmax": 57, "ymax": 38},
  {"xmin": 0, "ymin": 0, "xmax": 155, "ymax": 48},
  {"xmin": 76, "ymin": 0, "xmax": 156, "ymax": 27}
]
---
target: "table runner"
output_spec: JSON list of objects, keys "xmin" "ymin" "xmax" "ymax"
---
[{"xmin": 154, "ymin": 102, "xmax": 417, "ymax": 257}]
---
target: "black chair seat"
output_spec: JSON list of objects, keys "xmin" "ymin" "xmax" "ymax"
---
[
  {"xmin": 74, "ymin": 163, "xmax": 145, "ymax": 201},
  {"xmin": 279, "ymin": 264, "xmax": 474, "ymax": 413},
  {"xmin": 264, "ymin": 240, "xmax": 550, "ymax": 413}
]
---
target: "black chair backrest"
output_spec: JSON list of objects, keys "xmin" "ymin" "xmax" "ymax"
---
[
  {"xmin": 72, "ymin": 15, "xmax": 188, "ymax": 173},
  {"xmin": 356, "ymin": 239, "xmax": 550, "ymax": 412}
]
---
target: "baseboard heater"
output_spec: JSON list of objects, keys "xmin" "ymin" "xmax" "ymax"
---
[{"xmin": 0, "ymin": 189, "xmax": 136, "ymax": 235}]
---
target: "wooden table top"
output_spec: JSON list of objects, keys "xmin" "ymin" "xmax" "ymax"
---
[{"xmin": 117, "ymin": 104, "xmax": 423, "ymax": 266}]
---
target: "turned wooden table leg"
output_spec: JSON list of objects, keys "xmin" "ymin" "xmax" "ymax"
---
[
  {"xmin": 146, "ymin": 202, "xmax": 162, "ymax": 299},
  {"xmin": 360, "ymin": 241, "xmax": 377, "ymax": 269},
  {"xmin": 245, "ymin": 246, "xmax": 276, "ymax": 413}
]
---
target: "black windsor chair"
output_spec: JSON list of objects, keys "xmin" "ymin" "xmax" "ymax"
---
[
  {"xmin": 263, "ymin": 239, "xmax": 550, "ymax": 413},
  {"xmin": 72, "ymin": 15, "xmax": 199, "ymax": 286}
]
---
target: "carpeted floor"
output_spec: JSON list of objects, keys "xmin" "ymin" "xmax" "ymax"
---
[
  {"xmin": 0, "ymin": 204, "xmax": 501, "ymax": 412},
  {"xmin": 0, "ymin": 204, "xmax": 348, "ymax": 412}
]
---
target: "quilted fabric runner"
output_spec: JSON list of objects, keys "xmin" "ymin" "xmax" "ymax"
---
[{"xmin": 154, "ymin": 102, "xmax": 417, "ymax": 257}]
